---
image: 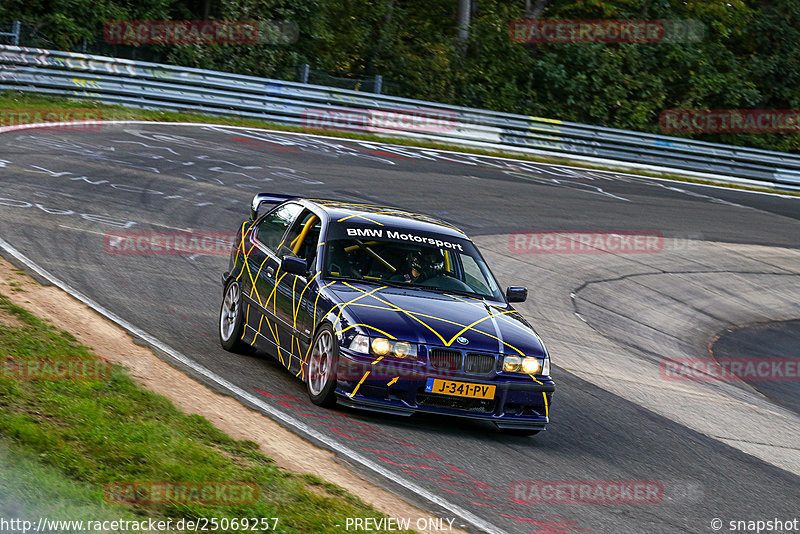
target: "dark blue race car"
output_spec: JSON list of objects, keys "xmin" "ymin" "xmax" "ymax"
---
[{"xmin": 219, "ymin": 194, "xmax": 554, "ymax": 434}]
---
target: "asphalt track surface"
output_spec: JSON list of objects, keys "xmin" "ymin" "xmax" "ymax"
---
[
  {"xmin": 712, "ymin": 320, "xmax": 800, "ymax": 417},
  {"xmin": 0, "ymin": 123, "xmax": 798, "ymax": 533}
]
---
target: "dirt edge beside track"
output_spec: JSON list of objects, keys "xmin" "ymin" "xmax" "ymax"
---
[{"xmin": 0, "ymin": 256, "xmax": 468, "ymax": 534}]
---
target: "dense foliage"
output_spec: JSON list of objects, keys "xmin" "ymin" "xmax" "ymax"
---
[{"xmin": 3, "ymin": 0, "xmax": 800, "ymax": 152}]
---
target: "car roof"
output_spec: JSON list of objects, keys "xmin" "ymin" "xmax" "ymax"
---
[{"xmin": 302, "ymin": 198, "xmax": 468, "ymax": 239}]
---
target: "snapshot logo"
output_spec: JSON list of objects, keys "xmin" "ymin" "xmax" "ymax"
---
[
  {"xmin": 0, "ymin": 109, "xmax": 103, "ymax": 131},
  {"xmin": 723, "ymin": 518, "xmax": 800, "ymax": 533},
  {"xmin": 660, "ymin": 109, "xmax": 800, "ymax": 134},
  {"xmin": 103, "ymin": 20, "xmax": 298, "ymax": 45},
  {"xmin": 104, "ymin": 481, "xmax": 259, "ymax": 506},
  {"xmin": 0, "ymin": 357, "xmax": 112, "ymax": 381},
  {"xmin": 509, "ymin": 231, "xmax": 664, "ymax": 255},
  {"xmin": 510, "ymin": 480, "xmax": 663, "ymax": 504},
  {"xmin": 660, "ymin": 357, "xmax": 800, "ymax": 382},
  {"xmin": 509, "ymin": 19, "xmax": 704, "ymax": 44},
  {"xmin": 302, "ymin": 107, "xmax": 457, "ymax": 134},
  {"xmin": 104, "ymin": 231, "xmax": 236, "ymax": 256}
]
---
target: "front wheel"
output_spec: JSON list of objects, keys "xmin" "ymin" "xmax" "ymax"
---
[
  {"xmin": 306, "ymin": 324, "xmax": 339, "ymax": 407},
  {"xmin": 219, "ymin": 280, "xmax": 248, "ymax": 353}
]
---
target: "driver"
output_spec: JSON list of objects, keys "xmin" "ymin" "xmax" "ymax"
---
[{"xmin": 393, "ymin": 249, "xmax": 443, "ymax": 283}]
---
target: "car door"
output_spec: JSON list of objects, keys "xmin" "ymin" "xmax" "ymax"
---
[
  {"xmin": 270, "ymin": 208, "xmax": 322, "ymax": 373},
  {"xmin": 244, "ymin": 202, "xmax": 303, "ymax": 360}
]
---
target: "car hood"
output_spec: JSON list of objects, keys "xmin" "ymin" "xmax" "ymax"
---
[{"xmin": 326, "ymin": 282, "xmax": 546, "ymax": 357}]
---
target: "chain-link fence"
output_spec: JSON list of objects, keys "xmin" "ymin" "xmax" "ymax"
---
[{"xmin": 295, "ymin": 64, "xmax": 383, "ymax": 93}]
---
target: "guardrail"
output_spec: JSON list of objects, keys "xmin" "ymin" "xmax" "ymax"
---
[{"xmin": 1, "ymin": 44, "xmax": 799, "ymax": 191}]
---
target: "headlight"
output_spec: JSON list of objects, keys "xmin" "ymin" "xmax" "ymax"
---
[
  {"xmin": 503, "ymin": 355, "xmax": 545, "ymax": 375},
  {"xmin": 349, "ymin": 335, "xmax": 417, "ymax": 360},
  {"xmin": 503, "ymin": 356, "xmax": 522, "ymax": 373},
  {"xmin": 349, "ymin": 334, "xmax": 370, "ymax": 354},
  {"xmin": 372, "ymin": 338, "xmax": 392, "ymax": 355},
  {"xmin": 521, "ymin": 357, "xmax": 541, "ymax": 374}
]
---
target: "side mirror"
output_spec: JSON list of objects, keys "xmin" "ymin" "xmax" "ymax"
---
[
  {"xmin": 282, "ymin": 256, "xmax": 307, "ymax": 276},
  {"xmin": 506, "ymin": 286, "xmax": 528, "ymax": 303}
]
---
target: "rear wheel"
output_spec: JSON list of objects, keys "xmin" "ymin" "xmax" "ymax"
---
[
  {"xmin": 307, "ymin": 324, "xmax": 338, "ymax": 407},
  {"xmin": 219, "ymin": 280, "xmax": 248, "ymax": 353}
]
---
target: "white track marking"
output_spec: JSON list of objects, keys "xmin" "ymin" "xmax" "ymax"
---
[
  {"xmin": 2, "ymin": 119, "xmax": 796, "ymax": 198},
  {"xmin": 57, "ymin": 224, "xmax": 108, "ymax": 237}
]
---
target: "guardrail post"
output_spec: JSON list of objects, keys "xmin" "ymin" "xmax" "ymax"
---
[
  {"xmin": 300, "ymin": 63, "xmax": 309, "ymax": 84},
  {"xmin": 374, "ymin": 74, "xmax": 383, "ymax": 94},
  {"xmin": 0, "ymin": 21, "xmax": 21, "ymax": 46}
]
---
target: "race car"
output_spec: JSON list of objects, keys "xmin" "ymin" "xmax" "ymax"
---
[{"xmin": 219, "ymin": 194, "xmax": 554, "ymax": 434}]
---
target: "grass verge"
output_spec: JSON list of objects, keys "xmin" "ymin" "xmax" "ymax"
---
[
  {"xmin": 0, "ymin": 293, "xmax": 413, "ymax": 533},
  {"xmin": 1, "ymin": 91, "xmax": 797, "ymax": 198}
]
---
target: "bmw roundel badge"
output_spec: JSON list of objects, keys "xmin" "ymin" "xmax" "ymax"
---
[{"xmin": 457, "ymin": 336, "xmax": 469, "ymax": 345}]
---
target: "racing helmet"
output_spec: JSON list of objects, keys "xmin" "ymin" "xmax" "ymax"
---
[{"xmin": 406, "ymin": 249, "xmax": 443, "ymax": 273}]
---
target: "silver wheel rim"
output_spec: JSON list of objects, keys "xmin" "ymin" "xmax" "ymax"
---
[
  {"xmin": 308, "ymin": 330, "xmax": 334, "ymax": 396},
  {"xmin": 220, "ymin": 283, "xmax": 240, "ymax": 341}
]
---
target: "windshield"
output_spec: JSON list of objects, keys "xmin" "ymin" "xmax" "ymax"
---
[{"xmin": 323, "ymin": 237, "xmax": 503, "ymax": 300}]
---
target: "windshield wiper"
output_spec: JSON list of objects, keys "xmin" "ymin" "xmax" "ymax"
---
[
  {"xmin": 414, "ymin": 285, "xmax": 485, "ymax": 299},
  {"xmin": 324, "ymin": 274, "xmax": 385, "ymax": 286}
]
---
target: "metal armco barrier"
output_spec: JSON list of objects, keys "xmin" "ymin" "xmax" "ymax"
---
[{"xmin": 2, "ymin": 44, "xmax": 800, "ymax": 191}]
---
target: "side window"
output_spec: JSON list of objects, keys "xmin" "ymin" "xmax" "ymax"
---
[
  {"xmin": 281, "ymin": 210, "xmax": 321, "ymax": 265},
  {"xmin": 255, "ymin": 203, "xmax": 303, "ymax": 252},
  {"xmin": 459, "ymin": 253, "xmax": 493, "ymax": 295}
]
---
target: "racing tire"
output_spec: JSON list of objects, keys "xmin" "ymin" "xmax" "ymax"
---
[
  {"xmin": 219, "ymin": 280, "xmax": 248, "ymax": 353},
  {"xmin": 307, "ymin": 324, "xmax": 339, "ymax": 407}
]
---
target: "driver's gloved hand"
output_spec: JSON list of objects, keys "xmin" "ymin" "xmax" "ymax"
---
[{"xmin": 413, "ymin": 268, "xmax": 438, "ymax": 283}]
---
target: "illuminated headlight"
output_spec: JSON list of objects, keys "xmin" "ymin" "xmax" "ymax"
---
[
  {"xmin": 372, "ymin": 337, "xmax": 392, "ymax": 355},
  {"xmin": 503, "ymin": 355, "xmax": 545, "ymax": 375},
  {"xmin": 349, "ymin": 335, "xmax": 417, "ymax": 360},
  {"xmin": 521, "ymin": 357, "xmax": 541, "ymax": 375}
]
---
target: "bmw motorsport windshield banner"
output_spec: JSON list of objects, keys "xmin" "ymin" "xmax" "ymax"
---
[{"xmin": 327, "ymin": 224, "xmax": 472, "ymax": 252}]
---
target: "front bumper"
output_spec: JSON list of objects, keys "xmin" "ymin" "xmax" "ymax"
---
[{"xmin": 334, "ymin": 348, "xmax": 554, "ymax": 431}]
